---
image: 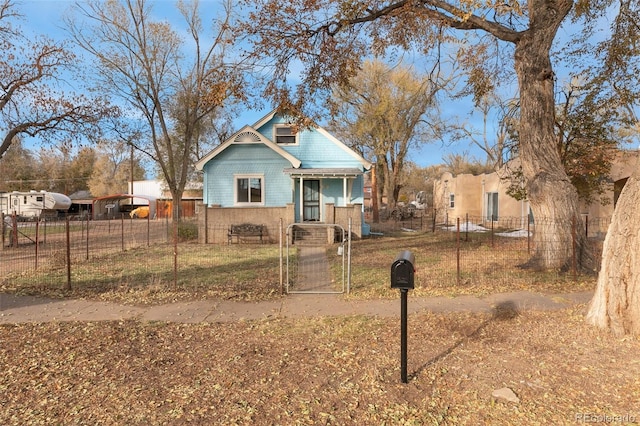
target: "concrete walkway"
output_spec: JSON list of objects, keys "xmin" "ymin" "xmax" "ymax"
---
[
  {"xmin": 288, "ymin": 246, "xmax": 335, "ymax": 293},
  {"xmin": 0, "ymin": 291, "xmax": 594, "ymax": 324}
]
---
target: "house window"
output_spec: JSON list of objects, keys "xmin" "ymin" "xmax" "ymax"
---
[
  {"xmin": 274, "ymin": 125, "xmax": 297, "ymax": 144},
  {"xmin": 235, "ymin": 175, "xmax": 264, "ymax": 205},
  {"xmin": 449, "ymin": 193, "xmax": 455, "ymax": 209},
  {"xmin": 486, "ymin": 192, "xmax": 498, "ymax": 221}
]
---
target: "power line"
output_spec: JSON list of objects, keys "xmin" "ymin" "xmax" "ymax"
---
[{"xmin": 1, "ymin": 177, "xmax": 88, "ymax": 183}]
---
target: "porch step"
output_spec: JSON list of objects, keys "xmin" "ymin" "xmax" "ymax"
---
[{"xmin": 291, "ymin": 224, "xmax": 338, "ymax": 246}]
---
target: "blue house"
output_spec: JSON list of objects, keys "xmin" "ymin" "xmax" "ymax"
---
[{"xmin": 195, "ymin": 110, "xmax": 372, "ymax": 243}]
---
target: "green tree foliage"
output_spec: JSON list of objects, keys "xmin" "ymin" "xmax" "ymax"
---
[
  {"xmin": 503, "ymin": 78, "xmax": 628, "ymax": 205},
  {"xmin": 555, "ymin": 80, "xmax": 622, "ymax": 205}
]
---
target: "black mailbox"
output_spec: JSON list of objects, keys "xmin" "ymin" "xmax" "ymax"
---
[{"xmin": 391, "ymin": 250, "xmax": 415, "ymax": 290}]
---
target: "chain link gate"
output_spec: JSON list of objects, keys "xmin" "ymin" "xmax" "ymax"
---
[{"xmin": 283, "ymin": 221, "xmax": 351, "ymax": 294}]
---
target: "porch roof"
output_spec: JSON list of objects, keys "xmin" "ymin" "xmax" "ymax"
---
[{"xmin": 283, "ymin": 168, "xmax": 364, "ymax": 178}]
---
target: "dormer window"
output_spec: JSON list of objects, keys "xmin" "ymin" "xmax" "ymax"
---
[{"xmin": 274, "ymin": 125, "xmax": 297, "ymax": 144}]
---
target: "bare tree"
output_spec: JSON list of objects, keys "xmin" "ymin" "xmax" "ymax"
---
[
  {"xmin": 0, "ymin": 0, "xmax": 113, "ymax": 161},
  {"xmin": 450, "ymin": 93, "xmax": 519, "ymax": 170},
  {"xmin": 0, "ymin": 138, "xmax": 37, "ymax": 190},
  {"xmin": 33, "ymin": 144, "xmax": 96, "ymax": 194},
  {"xmin": 88, "ymin": 140, "xmax": 146, "ymax": 196},
  {"xmin": 66, "ymin": 0, "xmax": 244, "ymax": 219},
  {"xmin": 330, "ymin": 60, "xmax": 443, "ymax": 214}
]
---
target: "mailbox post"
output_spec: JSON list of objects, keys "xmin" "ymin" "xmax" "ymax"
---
[{"xmin": 391, "ymin": 250, "xmax": 415, "ymax": 383}]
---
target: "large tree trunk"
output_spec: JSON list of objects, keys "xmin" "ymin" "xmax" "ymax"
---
[
  {"xmin": 587, "ymin": 160, "xmax": 640, "ymax": 335},
  {"xmin": 513, "ymin": 0, "xmax": 593, "ymax": 271}
]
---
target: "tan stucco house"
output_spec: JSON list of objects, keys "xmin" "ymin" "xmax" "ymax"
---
[{"xmin": 433, "ymin": 150, "xmax": 638, "ymax": 235}]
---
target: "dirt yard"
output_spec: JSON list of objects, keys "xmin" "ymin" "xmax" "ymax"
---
[{"xmin": 1, "ymin": 304, "xmax": 638, "ymax": 425}]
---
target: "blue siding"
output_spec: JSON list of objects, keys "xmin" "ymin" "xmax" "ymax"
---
[
  {"xmin": 201, "ymin": 113, "xmax": 369, "ymax": 213},
  {"xmin": 291, "ymin": 175, "xmax": 366, "ymax": 221},
  {"xmin": 202, "ymin": 144, "xmax": 293, "ymax": 207},
  {"xmin": 256, "ymin": 118, "xmax": 366, "ymax": 170}
]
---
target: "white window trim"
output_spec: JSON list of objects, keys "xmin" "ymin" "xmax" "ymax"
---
[
  {"xmin": 273, "ymin": 124, "xmax": 299, "ymax": 145},
  {"xmin": 234, "ymin": 174, "xmax": 265, "ymax": 206},
  {"xmin": 486, "ymin": 191, "xmax": 499, "ymax": 221},
  {"xmin": 449, "ymin": 193, "xmax": 455, "ymax": 209}
]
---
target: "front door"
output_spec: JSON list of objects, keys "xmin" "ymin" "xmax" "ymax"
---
[{"xmin": 303, "ymin": 180, "xmax": 320, "ymax": 221}]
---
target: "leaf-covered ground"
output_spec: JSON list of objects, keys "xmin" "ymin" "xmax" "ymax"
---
[{"xmin": 1, "ymin": 305, "xmax": 638, "ymax": 425}]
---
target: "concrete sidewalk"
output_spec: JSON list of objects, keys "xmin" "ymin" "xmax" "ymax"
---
[{"xmin": 0, "ymin": 290, "xmax": 594, "ymax": 324}]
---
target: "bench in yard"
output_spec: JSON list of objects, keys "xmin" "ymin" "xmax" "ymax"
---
[{"xmin": 228, "ymin": 223, "xmax": 265, "ymax": 244}]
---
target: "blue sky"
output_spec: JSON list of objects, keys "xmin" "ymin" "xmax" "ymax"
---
[{"xmin": 15, "ymin": 1, "xmax": 620, "ymax": 168}]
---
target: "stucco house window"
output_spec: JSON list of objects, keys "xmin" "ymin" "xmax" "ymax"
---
[
  {"xmin": 486, "ymin": 192, "xmax": 499, "ymax": 221},
  {"xmin": 274, "ymin": 125, "xmax": 297, "ymax": 144},
  {"xmin": 235, "ymin": 175, "xmax": 264, "ymax": 205},
  {"xmin": 449, "ymin": 193, "xmax": 455, "ymax": 208}
]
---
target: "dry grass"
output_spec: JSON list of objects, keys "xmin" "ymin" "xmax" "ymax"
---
[
  {"xmin": 1, "ymin": 224, "xmax": 636, "ymax": 425},
  {"xmin": 1, "ymin": 306, "xmax": 638, "ymax": 425},
  {"xmin": 1, "ymin": 229, "xmax": 596, "ymax": 306},
  {"xmin": 338, "ymin": 230, "xmax": 595, "ymax": 299},
  {"xmin": 1, "ymin": 242, "xmax": 285, "ymax": 305}
]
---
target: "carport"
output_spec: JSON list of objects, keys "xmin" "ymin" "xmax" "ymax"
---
[{"xmin": 92, "ymin": 194, "xmax": 157, "ymax": 220}]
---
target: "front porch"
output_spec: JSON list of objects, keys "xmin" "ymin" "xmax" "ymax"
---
[{"xmin": 197, "ymin": 202, "xmax": 366, "ymax": 244}]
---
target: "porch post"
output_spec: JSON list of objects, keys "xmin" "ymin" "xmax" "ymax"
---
[
  {"xmin": 343, "ymin": 177, "xmax": 347, "ymax": 207},
  {"xmin": 299, "ymin": 176, "xmax": 304, "ymax": 221}
]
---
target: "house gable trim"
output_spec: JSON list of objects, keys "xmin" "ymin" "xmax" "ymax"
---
[
  {"xmin": 253, "ymin": 109, "xmax": 372, "ymax": 171},
  {"xmin": 315, "ymin": 127, "xmax": 372, "ymax": 170},
  {"xmin": 195, "ymin": 124, "xmax": 301, "ymax": 170}
]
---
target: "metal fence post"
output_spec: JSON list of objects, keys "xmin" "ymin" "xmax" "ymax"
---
[
  {"xmin": 65, "ymin": 216, "xmax": 71, "ymax": 291},
  {"xmin": 35, "ymin": 220, "xmax": 39, "ymax": 270},
  {"xmin": 121, "ymin": 214, "xmax": 125, "ymax": 252},
  {"xmin": 465, "ymin": 213, "xmax": 469, "ymax": 242},
  {"xmin": 279, "ymin": 218, "xmax": 283, "ymax": 294},
  {"xmin": 12, "ymin": 214, "xmax": 17, "ymax": 248},
  {"xmin": 456, "ymin": 217, "xmax": 461, "ymax": 286},
  {"xmin": 348, "ymin": 217, "xmax": 352, "ymax": 295},
  {"xmin": 86, "ymin": 214, "xmax": 90, "ymax": 260},
  {"xmin": 572, "ymin": 216, "xmax": 577, "ymax": 280},
  {"xmin": 173, "ymin": 219, "xmax": 178, "ymax": 289}
]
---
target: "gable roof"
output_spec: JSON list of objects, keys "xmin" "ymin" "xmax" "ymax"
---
[
  {"xmin": 194, "ymin": 124, "xmax": 301, "ymax": 171},
  {"xmin": 252, "ymin": 109, "xmax": 372, "ymax": 170}
]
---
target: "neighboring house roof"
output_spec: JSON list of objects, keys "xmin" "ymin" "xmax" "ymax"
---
[
  {"xmin": 68, "ymin": 190, "xmax": 94, "ymax": 202},
  {"xmin": 194, "ymin": 124, "xmax": 302, "ymax": 171}
]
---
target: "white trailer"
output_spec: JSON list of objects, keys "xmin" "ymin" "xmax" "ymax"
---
[{"xmin": 0, "ymin": 191, "xmax": 72, "ymax": 219}]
